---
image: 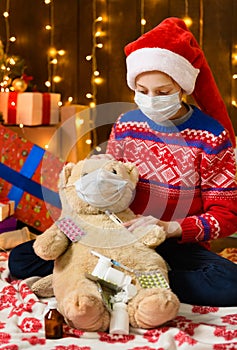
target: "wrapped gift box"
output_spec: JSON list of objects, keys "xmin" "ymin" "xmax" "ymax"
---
[
  {"xmin": 0, "ymin": 199, "xmax": 15, "ymax": 221},
  {"xmin": 60, "ymin": 104, "xmax": 88, "ymax": 123},
  {"xmin": 0, "ymin": 216, "xmax": 17, "ymax": 233},
  {"xmin": 60, "ymin": 104, "xmax": 92, "ymax": 161},
  {"xmin": 0, "ymin": 124, "xmax": 65, "ymax": 232},
  {"xmin": 0, "ymin": 91, "xmax": 61, "ymax": 125}
]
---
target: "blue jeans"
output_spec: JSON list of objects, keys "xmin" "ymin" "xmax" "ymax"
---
[
  {"xmin": 156, "ymin": 239, "xmax": 237, "ymax": 306},
  {"xmin": 8, "ymin": 239, "xmax": 237, "ymax": 306},
  {"xmin": 8, "ymin": 240, "xmax": 54, "ymax": 279}
]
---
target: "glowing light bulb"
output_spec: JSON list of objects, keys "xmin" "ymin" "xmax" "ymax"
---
[
  {"xmin": 94, "ymin": 70, "xmax": 100, "ymax": 76},
  {"xmin": 3, "ymin": 11, "xmax": 9, "ymax": 18},
  {"xmin": 3, "ymin": 76, "xmax": 10, "ymax": 83},
  {"xmin": 183, "ymin": 16, "xmax": 193, "ymax": 27},
  {"xmin": 48, "ymin": 47, "xmax": 57, "ymax": 57},
  {"xmin": 89, "ymin": 102, "xmax": 96, "ymax": 108},
  {"xmin": 141, "ymin": 18, "xmax": 146, "ymax": 25},
  {"xmin": 96, "ymin": 43, "xmax": 103, "ymax": 48},
  {"xmin": 86, "ymin": 55, "xmax": 92, "ymax": 61},
  {"xmin": 45, "ymin": 81, "xmax": 51, "ymax": 87},
  {"xmin": 44, "ymin": 0, "xmax": 51, "ymax": 4},
  {"xmin": 51, "ymin": 58, "xmax": 58, "ymax": 64},
  {"xmin": 86, "ymin": 93, "xmax": 93, "ymax": 99},
  {"xmin": 53, "ymin": 75, "xmax": 62, "ymax": 83},
  {"xmin": 58, "ymin": 50, "xmax": 66, "ymax": 56},
  {"xmin": 76, "ymin": 118, "xmax": 84, "ymax": 127},
  {"xmin": 233, "ymin": 74, "xmax": 237, "ymax": 79},
  {"xmin": 95, "ymin": 16, "xmax": 103, "ymax": 22},
  {"xmin": 86, "ymin": 139, "xmax": 92, "ymax": 145},
  {"xmin": 9, "ymin": 36, "xmax": 16, "ymax": 42},
  {"xmin": 68, "ymin": 96, "xmax": 73, "ymax": 103},
  {"xmin": 9, "ymin": 58, "xmax": 15, "ymax": 65},
  {"xmin": 19, "ymin": 123, "xmax": 24, "ymax": 128},
  {"xmin": 94, "ymin": 77, "xmax": 103, "ymax": 84},
  {"xmin": 232, "ymin": 53, "xmax": 237, "ymax": 62}
]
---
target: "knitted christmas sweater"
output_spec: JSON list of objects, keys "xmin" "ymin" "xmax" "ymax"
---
[{"xmin": 106, "ymin": 106, "xmax": 237, "ymax": 246}]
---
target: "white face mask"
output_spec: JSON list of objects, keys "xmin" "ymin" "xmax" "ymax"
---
[
  {"xmin": 134, "ymin": 90, "xmax": 182, "ymax": 123},
  {"xmin": 74, "ymin": 168, "xmax": 135, "ymax": 211}
]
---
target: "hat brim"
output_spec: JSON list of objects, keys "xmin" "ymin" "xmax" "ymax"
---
[{"xmin": 126, "ymin": 47, "xmax": 199, "ymax": 95}]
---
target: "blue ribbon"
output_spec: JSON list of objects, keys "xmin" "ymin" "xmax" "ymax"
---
[{"xmin": 1, "ymin": 144, "xmax": 61, "ymax": 209}]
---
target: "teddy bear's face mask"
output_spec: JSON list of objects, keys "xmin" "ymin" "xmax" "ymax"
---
[{"xmin": 74, "ymin": 168, "xmax": 135, "ymax": 211}]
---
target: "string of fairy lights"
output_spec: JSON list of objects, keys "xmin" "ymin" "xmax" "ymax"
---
[
  {"xmin": 0, "ymin": 0, "xmax": 17, "ymax": 91},
  {"xmin": 232, "ymin": 46, "xmax": 237, "ymax": 108},
  {"xmin": 0, "ymin": 0, "xmax": 66, "ymax": 96},
  {"xmin": 85, "ymin": 0, "xmax": 106, "ymax": 108},
  {"xmin": 140, "ymin": 0, "xmax": 146, "ymax": 35},
  {"xmin": 44, "ymin": 0, "xmax": 65, "ymax": 95}
]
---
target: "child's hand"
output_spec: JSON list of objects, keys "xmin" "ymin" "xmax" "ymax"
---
[
  {"xmin": 123, "ymin": 215, "xmax": 157, "ymax": 231},
  {"xmin": 123, "ymin": 215, "xmax": 182, "ymax": 238}
]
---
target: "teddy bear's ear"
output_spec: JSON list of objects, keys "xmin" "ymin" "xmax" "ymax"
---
[
  {"xmin": 59, "ymin": 162, "xmax": 75, "ymax": 187},
  {"xmin": 125, "ymin": 162, "xmax": 139, "ymax": 185}
]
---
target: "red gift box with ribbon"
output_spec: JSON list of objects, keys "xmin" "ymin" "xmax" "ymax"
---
[
  {"xmin": 0, "ymin": 125, "xmax": 65, "ymax": 231},
  {"xmin": 0, "ymin": 91, "xmax": 61, "ymax": 125},
  {"xmin": 0, "ymin": 198, "xmax": 15, "ymax": 221}
]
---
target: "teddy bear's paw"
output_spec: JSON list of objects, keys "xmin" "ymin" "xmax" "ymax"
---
[
  {"xmin": 31, "ymin": 274, "xmax": 54, "ymax": 298},
  {"xmin": 62, "ymin": 293, "xmax": 110, "ymax": 332},
  {"xmin": 142, "ymin": 225, "xmax": 166, "ymax": 248},
  {"xmin": 128, "ymin": 288, "xmax": 180, "ymax": 329},
  {"xmin": 33, "ymin": 227, "xmax": 69, "ymax": 260}
]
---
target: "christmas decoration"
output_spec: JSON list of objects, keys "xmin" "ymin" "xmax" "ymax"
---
[
  {"xmin": 11, "ymin": 77, "xmax": 28, "ymax": 92},
  {"xmin": 0, "ymin": 40, "xmax": 27, "ymax": 91},
  {"xmin": 0, "ymin": 124, "xmax": 65, "ymax": 232},
  {"xmin": 0, "ymin": 91, "xmax": 61, "ymax": 125}
]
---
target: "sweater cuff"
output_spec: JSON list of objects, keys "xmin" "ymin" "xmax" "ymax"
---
[{"xmin": 178, "ymin": 217, "xmax": 203, "ymax": 243}]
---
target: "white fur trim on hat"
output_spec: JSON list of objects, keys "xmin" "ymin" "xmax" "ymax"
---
[{"xmin": 126, "ymin": 47, "xmax": 200, "ymax": 95}]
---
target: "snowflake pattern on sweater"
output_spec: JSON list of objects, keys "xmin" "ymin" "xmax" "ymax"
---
[{"xmin": 106, "ymin": 106, "xmax": 237, "ymax": 244}]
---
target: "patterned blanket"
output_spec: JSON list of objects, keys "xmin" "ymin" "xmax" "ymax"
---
[{"xmin": 0, "ymin": 249, "xmax": 237, "ymax": 350}]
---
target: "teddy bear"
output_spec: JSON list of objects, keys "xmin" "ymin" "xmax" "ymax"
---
[{"xmin": 33, "ymin": 158, "xmax": 180, "ymax": 333}]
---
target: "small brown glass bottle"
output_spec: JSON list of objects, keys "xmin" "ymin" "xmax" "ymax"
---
[{"xmin": 44, "ymin": 300, "xmax": 64, "ymax": 339}]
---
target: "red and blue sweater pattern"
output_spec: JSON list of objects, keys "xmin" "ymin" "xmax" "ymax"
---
[{"xmin": 106, "ymin": 106, "xmax": 237, "ymax": 245}]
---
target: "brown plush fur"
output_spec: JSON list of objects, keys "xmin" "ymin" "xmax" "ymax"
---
[{"xmin": 33, "ymin": 158, "xmax": 180, "ymax": 332}]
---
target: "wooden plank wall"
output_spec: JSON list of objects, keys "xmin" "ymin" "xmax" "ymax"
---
[{"xmin": 0, "ymin": 0, "xmax": 236, "ymax": 133}]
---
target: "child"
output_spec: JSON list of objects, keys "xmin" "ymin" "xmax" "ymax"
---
[{"xmin": 103, "ymin": 17, "xmax": 237, "ymax": 306}]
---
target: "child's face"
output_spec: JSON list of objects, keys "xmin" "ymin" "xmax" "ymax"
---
[{"xmin": 135, "ymin": 71, "xmax": 182, "ymax": 98}]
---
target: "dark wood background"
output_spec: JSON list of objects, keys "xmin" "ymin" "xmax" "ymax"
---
[{"xmin": 0, "ymin": 0, "xmax": 236, "ymax": 133}]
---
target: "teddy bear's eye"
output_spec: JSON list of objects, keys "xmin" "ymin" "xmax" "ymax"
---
[
  {"xmin": 112, "ymin": 169, "xmax": 117, "ymax": 174},
  {"xmin": 82, "ymin": 173, "xmax": 88, "ymax": 176}
]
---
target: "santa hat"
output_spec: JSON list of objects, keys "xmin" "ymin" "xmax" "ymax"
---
[{"xmin": 124, "ymin": 17, "xmax": 236, "ymax": 147}]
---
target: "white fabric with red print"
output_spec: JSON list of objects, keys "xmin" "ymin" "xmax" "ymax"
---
[{"xmin": 0, "ymin": 251, "xmax": 236, "ymax": 350}]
